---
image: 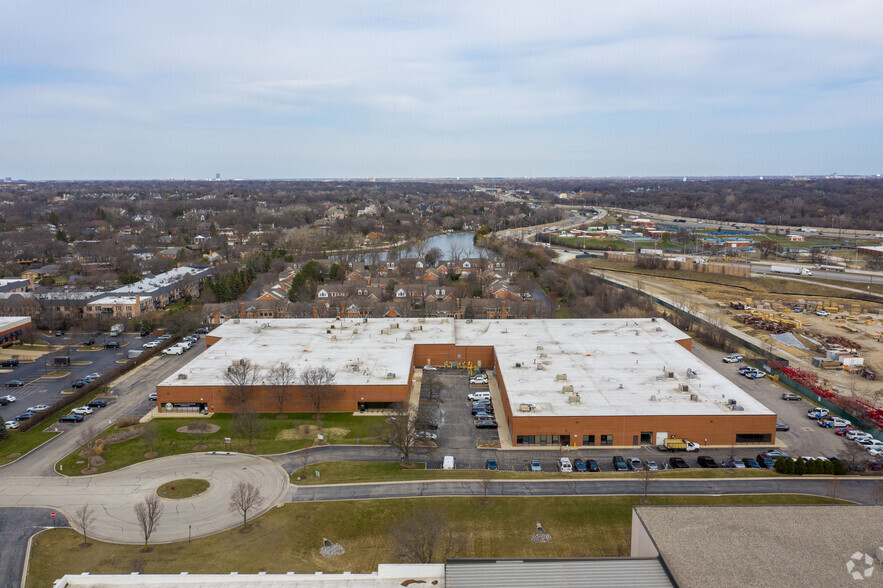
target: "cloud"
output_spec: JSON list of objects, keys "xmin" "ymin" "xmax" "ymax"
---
[{"xmin": 1, "ymin": 1, "xmax": 882, "ymax": 178}]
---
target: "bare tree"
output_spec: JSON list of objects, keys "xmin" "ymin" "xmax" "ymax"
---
[
  {"xmin": 300, "ymin": 366, "xmax": 337, "ymax": 425},
  {"xmin": 383, "ymin": 402, "xmax": 433, "ymax": 465},
  {"xmin": 187, "ymin": 420, "xmax": 211, "ymax": 446},
  {"xmin": 268, "ymin": 362, "xmax": 296, "ymax": 417},
  {"xmin": 390, "ymin": 505, "xmax": 463, "ymax": 563},
  {"xmin": 134, "ymin": 494, "xmax": 164, "ymax": 552},
  {"xmin": 640, "ymin": 466, "xmax": 656, "ymax": 504},
  {"xmin": 140, "ymin": 421, "xmax": 160, "ymax": 455},
  {"xmin": 223, "ymin": 358, "xmax": 261, "ymax": 410},
  {"xmin": 478, "ymin": 466, "xmax": 494, "ymax": 503},
  {"xmin": 448, "ymin": 243, "xmax": 465, "ymax": 264},
  {"xmin": 229, "ymin": 481, "xmax": 263, "ymax": 528},
  {"xmin": 872, "ymin": 483, "xmax": 883, "ymax": 506},
  {"xmin": 826, "ymin": 478, "xmax": 842, "ymax": 503},
  {"xmin": 70, "ymin": 504, "xmax": 96, "ymax": 547},
  {"xmin": 231, "ymin": 409, "xmax": 264, "ymax": 447},
  {"xmin": 421, "ymin": 369, "xmax": 442, "ymax": 401},
  {"xmin": 838, "ymin": 442, "xmax": 867, "ymax": 472}
]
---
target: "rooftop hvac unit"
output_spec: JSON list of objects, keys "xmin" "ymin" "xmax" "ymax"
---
[
  {"xmin": 686, "ymin": 369, "xmax": 697, "ymax": 379},
  {"xmin": 667, "ymin": 371, "xmax": 674, "ymax": 379},
  {"xmin": 562, "ymin": 385, "xmax": 574, "ymax": 393},
  {"xmin": 465, "ymin": 319, "xmax": 472, "ymax": 323},
  {"xmin": 536, "ymin": 363, "xmax": 545, "ymax": 370},
  {"xmin": 536, "ymin": 345, "xmax": 544, "ymax": 351},
  {"xmin": 731, "ymin": 405, "xmax": 744, "ymax": 411},
  {"xmin": 690, "ymin": 393, "xmax": 699, "ymax": 401},
  {"xmin": 650, "ymin": 395, "xmax": 657, "ymax": 402},
  {"xmin": 568, "ymin": 394, "xmax": 581, "ymax": 405},
  {"xmin": 385, "ymin": 372, "xmax": 396, "ymax": 380},
  {"xmin": 177, "ymin": 373, "xmax": 187, "ymax": 380},
  {"xmin": 381, "ymin": 329, "xmax": 390, "ymax": 335},
  {"xmin": 391, "ymin": 323, "xmax": 399, "ymax": 329},
  {"xmin": 404, "ymin": 333, "xmax": 411, "ymax": 340},
  {"xmin": 363, "ymin": 318, "xmax": 368, "ymax": 323},
  {"xmin": 679, "ymin": 384, "xmax": 690, "ymax": 392},
  {"xmin": 261, "ymin": 323, "xmax": 269, "ymax": 328},
  {"xmin": 539, "ymin": 353, "xmax": 548, "ymax": 358},
  {"xmin": 515, "ymin": 362, "xmax": 522, "ymax": 368},
  {"xmin": 413, "ymin": 325, "xmax": 422, "ymax": 331},
  {"xmin": 232, "ymin": 319, "xmax": 240, "ymax": 323},
  {"xmin": 727, "ymin": 398, "xmax": 737, "ymax": 405},
  {"xmin": 555, "ymin": 373, "xmax": 567, "ymax": 382},
  {"xmin": 330, "ymin": 335, "xmax": 337, "ymax": 341}
]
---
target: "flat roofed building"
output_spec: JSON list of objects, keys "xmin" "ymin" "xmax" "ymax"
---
[{"xmin": 157, "ymin": 318, "xmax": 775, "ymax": 446}]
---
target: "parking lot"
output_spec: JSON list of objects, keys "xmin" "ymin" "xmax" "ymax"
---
[
  {"xmin": 1, "ymin": 331, "xmax": 206, "ymax": 428},
  {"xmin": 417, "ymin": 345, "xmax": 880, "ymax": 473}
]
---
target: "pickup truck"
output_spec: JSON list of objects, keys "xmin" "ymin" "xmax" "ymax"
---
[{"xmin": 660, "ymin": 438, "xmax": 701, "ymax": 452}]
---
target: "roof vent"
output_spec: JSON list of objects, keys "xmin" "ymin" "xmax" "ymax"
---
[
  {"xmin": 650, "ymin": 395, "xmax": 657, "ymax": 401},
  {"xmin": 177, "ymin": 373, "xmax": 187, "ymax": 380},
  {"xmin": 727, "ymin": 398, "xmax": 737, "ymax": 405},
  {"xmin": 568, "ymin": 394, "xmax": 581, "ymax": 405},
  {"xmin": 555, "ymin": 373, "xmax": 567, "ymax": 382},
  {"xmin": 679, "ymin": 384, "xmax": 690, "ymax": 392},
  {"xmin": 385, "ymin": 372, "xmax": 396, "ymax": 380},
  {"xmin": 562, "ymin": 385, "xmax": 574, "ymax": 393},
  {"xmin": 690, "ymin": 393, "xmax": 699, "ymax": 401}
]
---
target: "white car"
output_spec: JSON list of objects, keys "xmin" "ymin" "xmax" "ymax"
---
[
  {"xmin": 71, "ymin": 406, "xmax": 93, "ymax": 416},
  {"xmin": 87, "ymin": 373, "xmax": 102, "ymax": 380},
  {"xmin": 27, "ymin": 404, "xmax": 50, "ymax": 412},
  {"xmin": 0, "ymin": 394, "xmax": 16, "ymax": 403},
  {"xmin": 685, "ymin": 441, "xmax": 701, "ymax": 452},
  {"xmin": 4, "ymin": 420, "xmax": 19, "ymax": 429},
  {"xmin": 869, "ymin": 448, "xmax": 883, "ymax": 457},
  {"xmin": 722, "ymin": 354, "xmax": 743, "ymax": 363},
  {"xmin": 807, "ymin": 408, "xmax": 829, "ymax": 419},
  {"xmin": 828, "ymin": 417, "xmax": 851, "ymax": 428},
  {"xmin": 163, "ymin": 346, "xmax": 184, "ymax": 355},
  {"xmin": 846, "ymin": 430, "xmax": 870, "ymax": 441},
  {"xmin": 855, "ymin": 437, "xmax": 879, "ymax": 448},
  {"xmin": 415, "ymin": 431, "xmax": 438, "ymax": 440},
  {"xmin": 816, "ymin": 310, "xmax": 829, "ymax": 316},
  {"xmin": 142, "ymin": 341, "xmax": 159, "ymax": 348},
  {"xmin": 558, "ymin": 457, "xmax": 573, "ymax": 473},
  {"xmin": 423, "ymin": 365, "xmax": 437, "ymax": 371}
]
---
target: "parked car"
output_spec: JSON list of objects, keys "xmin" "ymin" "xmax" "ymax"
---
[
  {"xmin": 415, "ymin": 431, "xmax": 437, "ymax": 440},
  {"xmin": 776, "ymin": 422, "xmax": 790, "ymax": 431},
  {"xmin": 557, "ymin": 457, "xmax": 573, "ymax": 473},
  {"xmin": 743, "ymin": 458, "xmax": 761, "ymax": 469},
  {"xmin": 827, "ymin": 417, "xmax": 850, "ymax": 428},
  {"xmin": 71, "ymin": 406, "xmax": 93, "ymax": 416},
  {"xmin": 645, "ymin": 460, "xmax": 659, "ymax": 471},
  {"xmin": 846, "ymin": 430, "xmax": 870, "ymax": 441},
  {"xmin": 697, "ymin": 456, "xmax": 719, "ymax": 468},
  {"xmin": 860, "ymin": 369, "xmax": 877, "ymax": 380},
  {"xmin": 867, "ymin": 460, "xmax": 882, "ymax": 471},
  {"xmin": 5, "ymin": 380, "xmax": 25, "ymax": 387},
  {"xmin": 485, "ymin": 458, "xmax": 498, "ymax": 470},
  {"xmin": 15, "ymin": 411, "xmax": 35, "ymax": 421},
  {"xmin": 71, "ymin": 380, "xmax": 88, "ymax": 388},
  {"xmin": 529, "ymin": 459, "xmax": 542, "ymax": 472},
  {"xmin": 55, "ymin": 330, "xmax": 65, "ymax": 336},
  {"xmin": 5, "ymin": 420, "xmax": 20, "ymax": 429},
  {"xmin": 423, "ymin": 419, "xmax": 439, "ymax": 430},
  {"xmin": 722, "ymin": 354, "xmax": 743, "ymax": 363},
  {"xmin": 104, "ymin": 341, "xmax": 120, "ymax": 348},
  {"xmin": 0, "ymin": 359, "xmax": 19, "ymax": 367},
  {"xmin": 755, "ymin": 455, "xmax": 775, "ymax": 468},
  {"xmin": 573, "ymin": 458, "xmax": 587, "ymax": 472},
  {"xmin": 731, "ymin": 457, "xmax": 746, "ymax": 469},
  {"xmin": 669, "ymin": 457, "xmax": 690, "ymax": 469},
  {"xmin": 836, "ymin": 427, "xmax": 858, "ymax": 437},
  {"xmin": 27, "ymin": 404, "xmax": 50, "ymax": 412},
  {"xmin": 148, "ymin": 392, "xmax": 157, "ymax": 401},
  {"xmin": 81, "ymin": 338, "xmax": 95, "ymax": 346},
  {"xmin": 423, "ymin": 365, "xmax": 437, "ymax": 371},
  {"xmin": 807, "ymin": 408, "xmax": 829, "ymax": 419},
  {"xmin": 612, "ymin": 456, "xmax": 628, "ymax": 471},
  {"xmin": 626, "ymin": 457, "xmax": 643, "ymax": 471},
  {"xmin": 0, "ymin": 394, "xmax": 16, "ymax": 403},
  {"xmin": 475, "ymin": 419, "xmax": 498, "ymax": 429},
  {"xmin": 195, "ymin": 328, "xmax": 209, "ymax": 335},
  {"xmin": 473, "ymin": 411, "xmax": 494, "ymax": 420},
  {"xmin": 781, "ymin": 392, "xmax": 801, "ymax": 401},
  {"xmin": 816, "ymin": 310, "xmax": 829, "ymax": 316},
  {"xmin": 140, "ymin": 329, "xmax": 151, "ymax": 337},
  {"xmin": 86, "ymin": 399, "xmax": 107, "ymax": 408},
  {"xmin": 761, "ymin": 450, "xmax": 789, "ymax": 459},
  {"xmin": 142, "ymin": 341, "xmax": 159, "ymax": 349},
  {"xmin": 58, "ymin": 414, "xmax": 84, "ymax": 423},
  {"xmin": 586, "ymin": 459, "xmax": 600, "ymax": 472},
  {"xmin": 163, "ymin": 346, "xmax": 184, "ymax": 355}
]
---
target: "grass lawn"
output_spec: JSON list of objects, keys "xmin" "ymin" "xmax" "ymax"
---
[
  {"xmin": 290, "ymin": 461, "xmax": 785, "ymax": 484},
  {"xmin": 56, "ymin": 413, "xmax": 386, "ymax": 476},
  {"xmin": 0, "ymin": 428, "xmax": 59, "ymax": 466},
  {"xmin": 157, "ymin": 478, "xmax": 210, "ymax": 499},
  {"xmin": 27, "ymin": 494, "xmax": 840, "ymax": 585}
]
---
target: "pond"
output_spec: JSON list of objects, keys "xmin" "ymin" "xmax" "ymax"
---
[{"xmin": 345, "ymin": 232, "xmax": 493, "ymax": 262}]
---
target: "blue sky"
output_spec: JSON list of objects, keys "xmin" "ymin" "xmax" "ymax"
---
[{"xmin": 1, "ymin": 1, "xmax": 881, "ymax": 179}]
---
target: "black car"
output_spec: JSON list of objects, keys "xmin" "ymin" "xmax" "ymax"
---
[
  {"xmin": 5, "ymin": 380, "xmax": 25, "ymax": 387},
  {"xmin": 104, "ymin": 341, "xmax": 120, "ymax": 348},
  {"xmin": 0, "ymin": 397, "xmax": 8, "ymax": 406},
  {"xmin": 0, "ymin": 359, "xmax": 19, "ymax": 367},
  {"xmin": 755, "ymin": 454, "xmax": 775, "ymax": 468},
  {"xmin": 612, "ymin": 456, "xmax": 628, "ymax": 471},
  {"xmin": 140, "ymin": 330, "xmax": 151, "ymax": 337},
  {"xmin": 58, "ymin": 414, "xmax": 84, "ymax": 423},
  {"xmin": 475, "ymin": 420, "xmax": 498, "ymax": 429},
  {"xmin": 586, "ymin": 460, "xmax": 600, "ymax": 472},
  {"xmin": 573, "ymin": 458, "xmax": 587, "ymax": 472},
  {"xmin": 86, "ymin": 399, "xmax": 107, "ymax": 408},
  {"xmin": 776, "ymin": 422, "xmax": 790, "ymax": 431},
  {"xmin": 743, "ymin": 458, "xmax": 761, "ymax": 468},
  {"xmin": 423, "ymin": 419, "xmax": 439, "ymax": 430},
  {"xmin": 71, "ymin": 380, "xmax": 89, "ymax": 388},
  {"xmin": 15, "ymin": 411, "xmax": 35, "ymax": 421},
  {"xmin": 195, "ymin": 327, "xmax": 209, "ymax": 334},
  {"xmin": 55, "ymin": 330, "xmax": 65, "ymax": 336},
  {"xmin": 697, "ymin": 456, "xmax": 719, "ymax": 468},
  {"xmin": 669, "ymin": 457, "xmax": 690, "ymax": 469},
  {"xmin": 486, "ymin": 459, "xmax": 498, "ymax": 470},
  {"xmin": 82, "ymin": 338, "xmax": 95, "ymax": 346}
]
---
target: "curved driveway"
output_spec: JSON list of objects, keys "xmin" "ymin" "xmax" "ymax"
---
[{"xmin": 0, "ymin": 452, "xmax": 289, "ymax": 544}]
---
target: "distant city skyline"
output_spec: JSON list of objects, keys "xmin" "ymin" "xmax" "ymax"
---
[{"xmin": 2, "ymin": 1, "xmax": 882, "ymax": 180}]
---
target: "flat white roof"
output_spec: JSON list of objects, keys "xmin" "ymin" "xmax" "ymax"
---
[
  {"xmin": 111, "ymin": 266, "xmax": 210, "ymax": 295},
  {"xmin": 0, "ymin": 316, "xmax": 31, "ymax": 331},
  {"xmin": 160, "ymin": 318, "xmax": 772, "ymax": 418},
  {"xmin": 90, "ymin": 295, "xmax": 150, "ymax": 306}
]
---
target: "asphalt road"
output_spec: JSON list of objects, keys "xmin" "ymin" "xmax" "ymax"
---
[
  {"xmin": 289, "ymin": 477, "xmax": 882, "ymax": 504},
  {"xmin": 0, "ymin": 507, "xmax": 68, "ymax": 588}
]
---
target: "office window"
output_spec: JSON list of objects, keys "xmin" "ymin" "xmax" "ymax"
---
[
  {"xmin": 583, "ymin": 434, "xmax": 595, "ymax": 446},
  {"xmin": 600, "ymin": 434, "xmax": 613, "ymax": 446}
]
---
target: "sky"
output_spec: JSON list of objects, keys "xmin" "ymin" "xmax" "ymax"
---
[{"xmin": 1, "ymin": 1, "xmax": 882, "ymax": 180}]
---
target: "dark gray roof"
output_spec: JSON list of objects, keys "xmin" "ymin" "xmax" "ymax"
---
[{"xmin": 445, "ymin": 558, "xmax": 674, "ymax": 588}]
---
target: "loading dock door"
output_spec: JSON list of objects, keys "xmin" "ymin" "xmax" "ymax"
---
[{"xmin": 656, "ymin": 432, "xmax": 668, "ymax": 445}]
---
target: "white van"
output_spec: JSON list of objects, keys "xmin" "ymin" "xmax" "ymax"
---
[
  {"xmin": 557, "ymin": 457, "xmax": 573, "ymax": 473},
  {"xmin": 442, "ymin": 455, "xmax": 455, "ymax": 470},
  {"xmin": 468, "ymin": 391, "xmax": 491, "ymax": 402}
]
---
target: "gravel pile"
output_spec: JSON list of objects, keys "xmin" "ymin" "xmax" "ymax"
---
[
  {"xmin": 320, "ymin": 543, "xmax": 345, "ymax": 557},
  {"xmin": 530, "ymin": 533, "xmax": 552, "ymax": 543}
]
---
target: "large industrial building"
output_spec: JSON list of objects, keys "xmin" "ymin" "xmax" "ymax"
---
[{"xmin": 157, "ymin": 318, "xmax": 776, "ymax": 447}]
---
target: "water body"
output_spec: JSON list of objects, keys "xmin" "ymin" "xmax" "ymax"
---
[{"xmin": 346, "ymin": 232, "xmax": 492, "ymax": 262}]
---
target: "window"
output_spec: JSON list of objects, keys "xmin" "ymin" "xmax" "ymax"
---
[
  {"xmin": 126, "ymin": 306, "xmax": 132, "ymax": 311},
  {"xmin": 583, "ymin": 434, "xmax": 595, "ymax": 446},
  {"xmin": 600, "ymin": 435, "xmax": 613, "ymax": 446},
  {"xmin": 516, "ymin": 435, "xmax": 561, "ymax": 446},
  {"xmin": 735, "ymin": 433, "xmax": 772, "ymax": 444}
]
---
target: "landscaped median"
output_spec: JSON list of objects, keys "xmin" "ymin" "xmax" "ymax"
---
[
  {"xmin": 26, "ymin": 494, "xmax": 841, "ymax": 586},
  {"xmin": 290, "ymin": 461, "xmax": 786, "ymax": 484},
  {"xmin": 55, "ymin": 413, "xmax": 386, "ymax": 476}
]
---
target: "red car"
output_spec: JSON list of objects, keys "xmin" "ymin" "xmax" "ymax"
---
[
  {"xmin": 867, "ymin": 460, "xmax": 882, "ymax": 471},
  {"xmin": 835, "ymin": 427, "xmax": 858, "ymax": 437}
]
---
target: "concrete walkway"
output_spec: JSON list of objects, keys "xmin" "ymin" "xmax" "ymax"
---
[{"xmin": 0, "ymin": 452, "xmax": 289, "ymax": 545}]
